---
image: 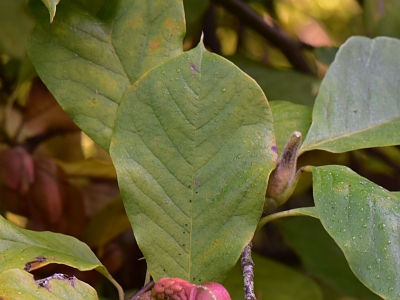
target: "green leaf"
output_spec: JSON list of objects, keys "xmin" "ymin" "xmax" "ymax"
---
[
  {"xmin": 0, "ymin": 215, "xmax": 123, "ymax": 300},
  {"xmin": 269, "ymin": 101, "xmax": 312, "ymax": 155},
  {"xmin": 110, "ymin": 42, "xmax": 278, "ymax": 283},
  {"xmin": 277, "ymin": 217, "xmax": 381, "ymax": 299},
  {"xmin": 28, "ymin": 0, "xmax": 185, "ymax": 151},
  {"xmin": 0, "ymin": 0, "xmax": 35, "ymax": 59},
  {"xmin": 0, "ymin": 269, "xmax": 98, "ymax": 299},
  {"xmin": 224, "ymin": 253, "xmax": 323, "ymax": 300},
  {"xmin": 311, "ymin": 165, "xmax": 400, "ymax": 299},
  {"xmin": 301, "ymin": 36, "xmax": 400, "ymax": 154},
  {"xmin": 40, "ymin": 0, "xmax": 61, "ymax": 24},
  {"xmin": 227, "ymin": 54, "xmax": 319, "ymax": 107}
]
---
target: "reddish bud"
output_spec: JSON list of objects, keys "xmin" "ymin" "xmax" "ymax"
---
[{"xmin": 151, "ymin": 278, "xmax": 231, "ymax": 300}]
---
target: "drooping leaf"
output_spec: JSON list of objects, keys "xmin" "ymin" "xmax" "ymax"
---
[
  {"xmin": 224, "ymin": 253, "xmax": 323, "ymax": 300},
  {"xmin": 110, "ymin": 41, "xmax": 278, "ymax": 283},
  {"xmin": 311, "ymin": 165, "xmax": 400, "ymax": 299},
  {"xmin": 227, "ymin": 55, "xmax": 319, "ymax": 107},
  {"xmin": 277, "ymin": 217, "xmax": 381, "ymax": 299},
  {"xmin": 269, "ymin": 101, "xmax": 312, "ymax": 155},
  {"xmin": 0, "ymin": 269, "xmax": 98, "ymax": 299},
  {"xmin": 40, "ymin": 0, "xmax": 60, "ymax": 23},
  {"xmin": 301, "ymin": 36, "xmax": 400, "ymax": 154},
  {"xmin": 28, "ymin": 0, "xmax": 185, "ymax": 151},
  {"xmin": 0, "ymin": 215, "xmax": 123, "ymax": 299}
]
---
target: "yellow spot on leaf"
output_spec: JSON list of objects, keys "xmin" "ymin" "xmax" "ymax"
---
[
  {"xmin": 165, "ymin": 18, "xmax": 177, "ymax": 30},
  {"xmin": 129, "ymin": 17, "xmax": 143, "ymax": 28}
]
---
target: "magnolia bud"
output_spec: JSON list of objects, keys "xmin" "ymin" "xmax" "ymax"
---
[{"xmin": 151, "ymin": 278, "xmax": 231, "ymax": 300}]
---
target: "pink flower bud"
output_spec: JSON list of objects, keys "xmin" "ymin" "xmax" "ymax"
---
[{"xmin": 151, "ymin": 278, "xmax": 231, "ymax": 300}]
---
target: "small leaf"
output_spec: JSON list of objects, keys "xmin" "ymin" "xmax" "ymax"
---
[
  {"xmin": 0, "ymin": 269, "xmax": 98, "ymax": 299},
  {"xmin": 301, "ymin": 36, "xmax": 400, "ymax": 154},
  {"xmin": 110, "ymin": 42, "xmax": 277, "ymax": 283},
  {"xmin": 28, "ymin": 0, "xmax": 185, "ymax": 151},
  {"xmin": 40, "ymin": 0, "xmax": 61, "ymax": 23},
  {"xmin": 269, "ymin": 101, "xmax": 312, "ymax": 155},
  {"xmin": 0, "ymin": 215, "xmax": 123, "ymax": 299},
  {"xmin": 224, "ymin": 253, "xmax": 323, "ymax": 300},
  {"xmin": 311, "ymin": 165, "xmax": 400, "ymax": 298}
]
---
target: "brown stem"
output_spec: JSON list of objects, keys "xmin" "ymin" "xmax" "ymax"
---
[
  {"xmin": 128, "ymin": 280, "xmax": 155, "ymax": 300},
  {"xmin": 211, "ymin": 0, "xmax": 315, "ymax": 74},
  {"xmin": 241, "ymin": 242, "xmax": 256, "ymax": 300}
]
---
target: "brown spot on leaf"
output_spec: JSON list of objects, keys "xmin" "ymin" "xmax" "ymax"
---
[
  {"xmin": 24, "ymin": 256, "xmax": 47, "ymax": 272},
  {"xmin": 149, "ymin": 38, "xmax": 163, "ymax": 52},
  {"xmin": 24, "ymin": 256, "xmax": 57, "ymax": 272},
  {"xmin": 90, "ymin": 98, "xmax": 98, "ymax": 105}
]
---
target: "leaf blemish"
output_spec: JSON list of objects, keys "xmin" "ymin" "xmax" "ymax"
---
[
  {"xmin": 194, "ymin": 178, "xmax": 199, "ymax": 185},
  {"xmin": 149, "ymin": 38, "xmax": 163, "ymax": 52},
  {"xmin": 36, "ymin": 273, "xmax": 77, "ymax": 290},
  {"xmin": 24, "ymin": 256, "xmax": 48, "ymax": 272},
  {"xmin": 271, "ymin": 145, "xmax": 278, "ymax": 154},
  {"xmin": 190, "ymin": 63, "xmax": 199, "ymax": 73}
]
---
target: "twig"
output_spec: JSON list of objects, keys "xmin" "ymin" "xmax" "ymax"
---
[
  {"xmin": 241, "ymin": 242, "xmax": 256, "ymax": 300},
  {"xmin": 211, "ymin": 0, "xmax": 315, "ymax": 74},
  {"xmin": 128, "ymin": 280, "xmax": 155, "ymax": 300}
]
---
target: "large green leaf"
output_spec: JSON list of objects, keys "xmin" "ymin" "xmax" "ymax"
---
[
  {"xmin": 301, "ymin": 36, "xmax": 400, "ymax": 154},
  {"xmin": 277, "ymin": 217, "xmax": 381, "ymax": 299},
  {"xmin": 311, "ymin": 165, "xmax": 400, "ymax": 299},
  {"xmin": 0, "ymin": 215, "xmax": 123, "ymax": 299},
  {"xmin": 0, "ymin": 269, "xmax": 98, "ymax": 299},
  {"xmin": 110, "ymin": 42, "xmax": 277, "ymax": 283},
  {"xmin": 224, "ymin": 253, "xmax": 323, "ymax": 300},
  {"xmin": 28, "ymin": 0, "xmax": 185, "ymax": 151}
]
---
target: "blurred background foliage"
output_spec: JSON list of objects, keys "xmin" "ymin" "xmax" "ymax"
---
[{"xmin": 0, "ymin": 0, "xmax": 399, "ymax": 299}]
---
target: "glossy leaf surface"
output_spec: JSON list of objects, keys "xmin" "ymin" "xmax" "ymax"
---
[
  {"xmin": 301, "ymin": 36, "xmax": 400, "ymax": 154},
  {"xmin": 0, "ymin": 215, "xmax": 123, "ymax": 299},
  {"xmin": 28, "ymin": 0, "xmax": 185, "ymax": 151},
  {"xmin": 110, "ymin": 42, "xmax": 277, "ymax": 283},
  {"xmin": 312, "ymin": 165, "xmax": 400, "ymax": 299},
  {"xmin": 0, "ymin": 269, "xmax": 98, "ymax": 299}
]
